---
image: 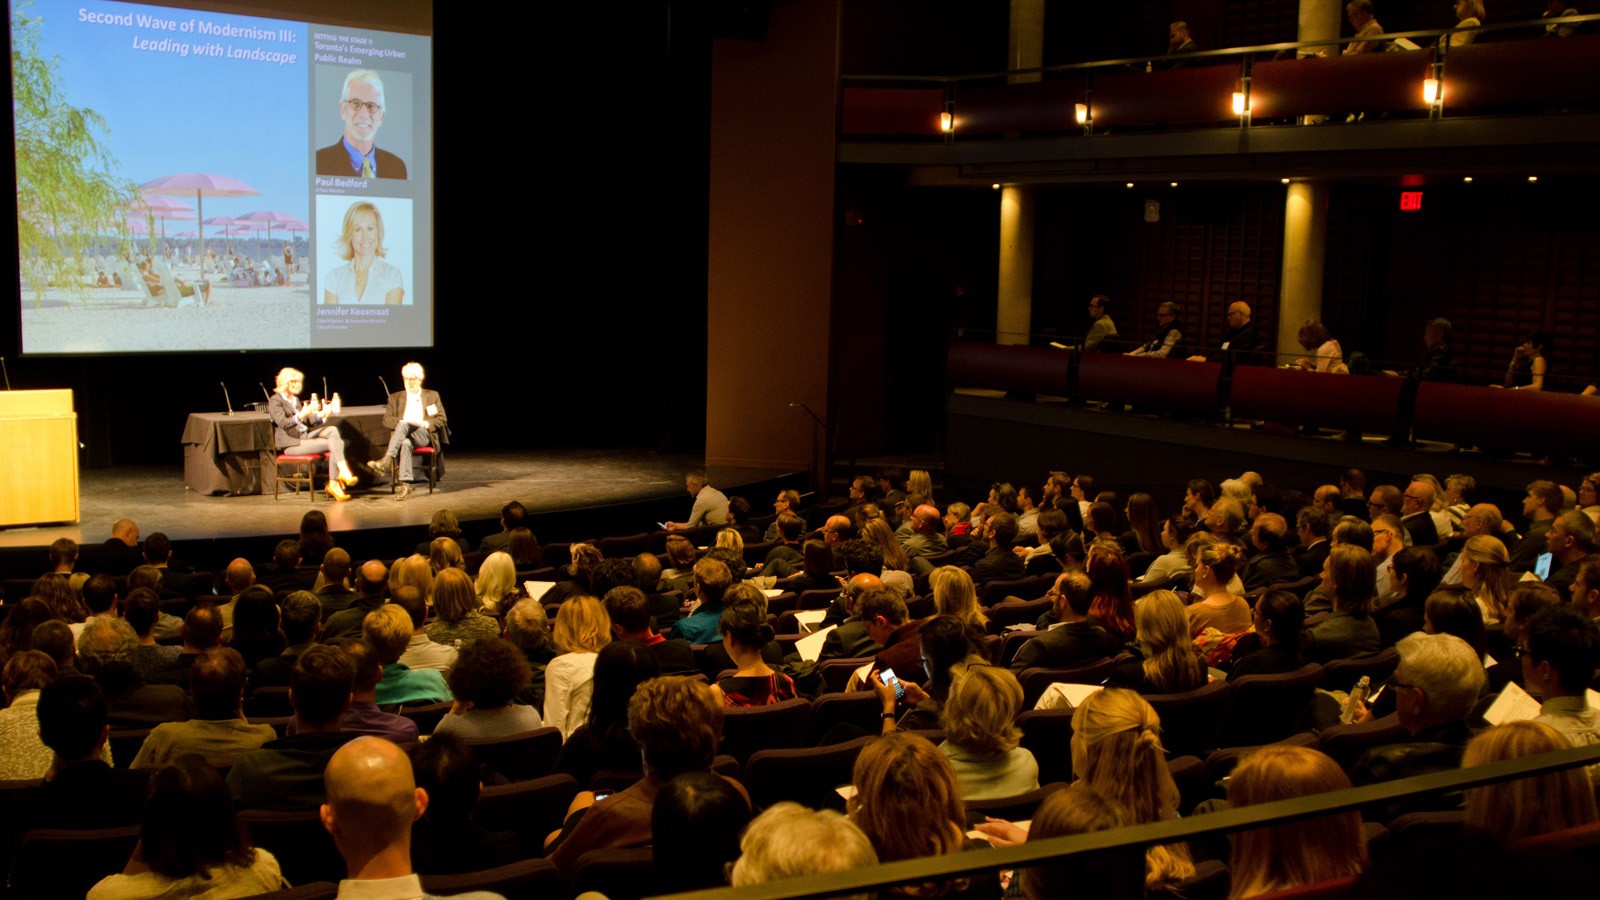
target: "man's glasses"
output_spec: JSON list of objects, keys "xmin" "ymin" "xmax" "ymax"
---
[{"xmin": 343, "ymin": 98, "xmax": 382, "ymax": 114}]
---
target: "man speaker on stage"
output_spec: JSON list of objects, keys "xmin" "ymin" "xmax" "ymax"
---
[{"xmin": 372, "ymin": 363, "xmax": 446, "ymax": 500}]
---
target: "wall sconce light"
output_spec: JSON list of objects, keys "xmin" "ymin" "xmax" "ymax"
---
[
  {"xmin": 1231, "ymin": 91, "xmax": 1248, "ymax": 116},
  {"xmin": 1422, "ymin": 78, "xmax": 1441, "ymax": 105},
  {"xmin": 939, "ymin": 111, "xmax": 954, "ymax": 133},
  {"xmin": 1074, "ymin": 103, "xmax": 1089, "ymax": 125}
]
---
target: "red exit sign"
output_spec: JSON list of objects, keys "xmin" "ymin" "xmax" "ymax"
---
[{"xmin": 1399, "ymin": 191, "xmax": 1424, "ymax": 211}]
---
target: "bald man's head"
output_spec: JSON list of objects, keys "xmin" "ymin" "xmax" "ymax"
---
[
  {"xmin": 913, "ymin": 505, "xmax": 942, "ymax": 533},
  {"xmin": 321, "ymin": 737, "xmax": 427, "ymax": 866},
  {"xmin": 111, "ymin": 518, "xmax": 139, "ymax": 546},
  {"xmin": 224, "ymin": 558, "xmax": 255, "ymax": 593},
  {"xmin": 357, "ymin": 559, "xmax": 389, "ymax": 597}
]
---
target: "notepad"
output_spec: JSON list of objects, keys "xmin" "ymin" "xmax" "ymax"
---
[
  {"xmin": 523, "ymin": 581, "xmax": 556, "ymax": 601},
  {"xmin": 1484, "ymin": 681, "xmax": 1600, "ymax": 725},
  {"xmin": 793, "ymin": 609, "xmax": 828, "ymax": 634}
]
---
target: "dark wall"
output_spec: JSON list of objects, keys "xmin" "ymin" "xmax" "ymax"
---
[{"xmin": 2, "ymin": 1, "xmax": 712, "ymax": 466}]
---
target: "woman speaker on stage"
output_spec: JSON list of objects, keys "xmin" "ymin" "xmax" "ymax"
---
[{"xmin": 268, "ymin": 367, "xmax": 357, "ymax": 501}]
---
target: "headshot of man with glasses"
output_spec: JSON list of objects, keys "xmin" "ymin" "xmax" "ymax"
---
[{"xmin": 315, "ymin": 68, "xmax": 409, "ymax": 179}]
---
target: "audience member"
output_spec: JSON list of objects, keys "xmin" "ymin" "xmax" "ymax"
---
[
  {"xmin": 730, "ymin": 802, "xmax": 877, "ymax": 896},
  {"xmin": 406, "ymin": 732, "xmax": 527, "ymax": 875},
  {"xmin": 938, "ymin": 663, "xmax": 1038, "ymax": 800},
  {"xmin": 0, "ymin": 650, "xmax": 61, "ymax": 779},
  {"xmin": 1110, "ymin": 590, "xmax": 1207, "ymax": 694},
  {"xmin": 1349, "ymin": 632, "xmax": 1484, "ymax": 794},
  {"xmin": 1226, "ymin": 745, "xmax": 1367, "ymax": 896},
  {"xmin": 425, "ymin": 568, "xmax": 499, "ymax": 649},
  {"xmin": 132, "ymin": 648, "xmax": 275, "ymax": 767},
  {"xmin": 544, "ymin": 594, "xmax": 612, "ymax": 740},
  {"xmin": 711, "ymin": 592, "xmax": 796, "ymax": 707},
  {"xmin": 31, "ymin": 619, "xmax": 80, "ymax": 679},
  {"xmin": 433, "ymin": 637, "xmax": 540, "ymax": 739},
  {"xmin": 145, "ymin": 603, "xmax": 223, "ymax": 687},
  {"xmin": 1085, "ymin": 540, "xmax": 1135, "ymax": 643},
  {"xmin": 228, "ymin": 644, "xmax": 356, "ymax": 810},
  {"xmin": 78, "ymin": 617, "xmax": 188, "ymax": 727},
  {"xmin": 650, "ymin": 771, "xmax": 754, "ymax": 894},
  {"xmin": 1463, "ymin": 720, "xmax": 1599, "ymax": 844},
  {"xmin": 1518, "ymin": 604, "xmax": 1600, "ymax": 757},
  {"xmin": 1011, "ymin": 571, "xmax": 1112, "ymax": 672},
  {"xmin": 668, "ymin": 557, "xmax": 733, "ymax": 644},
  {"xmin": 318, "ymin": 638, "xmax": 419, "ymax": 744},
  {"xmin": 1302, "ymin": 545, "xmax": 1381, "ymax": 663},
  {"xmin": 1188, "ymin": 542, "xmax": 1253, "ymax": 635},
  {"xmin": 254, "ymin": 590, "xmax": 322, "ymax": 687},
  {"xmin": 364, "ymin": 604, "xmax": 451, "ymax": 707},
  {"xmin": 554, "ymin": 640, "xmax": 659, "ymax": 787},
  {"xmin": 1229, "ymin": 591, "xmax": 1306, "ymax": 680},
  {"xmin": 25, "ymin": 676, "xmax": 149, "ymax": 829},
  {"xmin": 322, "ymin": 558, "xmax": 390, "ymax": 641},
  {"xmin": 392, "ymin": 585, "xmax": 459, "ymax": 673}
]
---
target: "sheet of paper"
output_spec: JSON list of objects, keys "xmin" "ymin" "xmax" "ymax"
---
[
  {"xmin": 762, "ymin": 588, "xmax": 784, "ymax": 598},
  {"xmin": 1482, "ymin": 681, "xmax": 1542, "ymax": 725},
  {"xmin": 793, "ymin": 609, "xmax": 828, "ymax": 634},
  {"xmin": 795, "ymin": 625, "xmax": 838, "ymax": 663},
  {"xmin": 523, "ymin": 581, "xmax": 556, "ymax": 601}
]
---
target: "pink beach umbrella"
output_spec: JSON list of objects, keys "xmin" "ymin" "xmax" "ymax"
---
[
  {"xmin": 140, "ymin": 173, "xmax": 260, "ymax": 276},
  {"xmin": 236, "ymin": 209, "xmax": 303, "ymax": 249}
]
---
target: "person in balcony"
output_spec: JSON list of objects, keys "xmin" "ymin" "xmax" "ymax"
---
[
  {"xmin": 1083, "ymin": 294, "xmax": 1118, "ymax": 351},
  {"xmin": 1125, "ymin": 302, "xmax": 1184, "ymax": 358},
  {"xmin": 1292, "ymin": 320, "xmax": 1346, "ymax": 373},
  {"xmin": 1443, "ymin": 0, "xmax": 1485, "ymax": 46},
  {"xmin": 1344, "ymin": 0, "xmax": 1387, "ymax": 54}
]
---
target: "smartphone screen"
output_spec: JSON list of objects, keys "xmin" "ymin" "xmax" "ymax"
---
[
  {"xmin": 1534, "ymin": 552, "xmax": 1553, "ymax": 582},
  {"xmin": 880, "ymin": 667, "xmax": 906, "ymax": 701}
]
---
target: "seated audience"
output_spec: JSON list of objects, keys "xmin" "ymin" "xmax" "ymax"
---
[
  {"xmin": 546, "ymin": 675, "xmax": 737, "ymax": 876},
  {"xmin": 1463, "ymin": 720, "xmax": 1599, "ymax": 844},
  {"xmin": 319, "ymin": 737, "xmax": 446, "ymax": 896},
  {"xmin": 1518, "ymin": 604, "xmax": 1600, "ymax": 756},
  {"xmin": 730, "ymin": 802, "xmax": 878, "ymax": 893},
  {"xmin": 423, "ymin": 567, "xmax": 499, "ymax": 649},
  {"xmin": 1186, "ymin": 542, "xmax": 1252, "ymax": 636},
  {"xmin": 227, "ymin": 644, "xmax": 356, "ymax": 810},
  {"xmin": 651, "ymin": 771, "xmax": 754, "ymax": 894},
  {"xmin": 31, "ymin": 620, "xmax": 79, "ymax": 679},
  {"xmin": 1070, "ymin": 689, "xmax": 1193, "ymax": 891},
  {"xmin": 132, "ymin": 648, "xmax": 275, "ymax": 767},
  {"xmin": 971, "ymin": 513, "xmax": 1025, "ymax": 585},
  {"xmin": 0, "ymin": 650, "xmax": 61, "ymax": 779},
  {"xmin": 1349, "ymin": 632, "xmax": 1484, "ymax": 793},
  {"xmin": 364, "ymin": 604, "xmax": 451, "ymax": 707},
  {"xmin": 1424, "ymin": 586, "xmax": 1488, "ymax": 663},
  {"xmin": 606, "ymin": 585, "xmax": 694, "ymax": 674},
  {"xmin": 123, "ymin": 589, "xmax": 180, "ymax": 681},
  {"xmin": 228, "ymin": 587, "xmax": 285, "ymax": 671},
  {"xmin": 1085, "ymin": 540, "xmax": 1135, "ymax": 643},
  {"xmin": 1013, "ymin": 785, "xmax": 1129, "ymax": 900},
  {"xmin": 669, "ymin": 557, "xmax": 733, "ymax": 644},
  {"xmin": 1459, "ymin": 534, "xmax": 1512, "ymax": 624},
  {"xmin": 712, "ymin": 592, "xmax": 797, "ymax": 707},
  {"xmin": 1374, "ymin": 547, "xmax": 1441, "ymax": 647},
  {"xmin": 433, "ymin": 637, "xmax": 541, "ymax": 739},
  {"xmin": 473, "ymin": 550, "xmax": 520, "ymax": 617},
  {"xmin": 502, "ymin": 598, "xmax": 556, "ymax": 711},
  {"xmin": 1019, "ymin": 507, "xmax": 1085, "ymax": 578},
  {"xmin": 1139, "ymin": 515, "xmax": 1197, "ymax": 585},
  {"xmin": 863, "ymin": 586, "xmax": 922, "ymax": 678},
  {"xmin": 322, "ymin": 558, "xmax": 391, "ymax": 642},
  {"xmin": 1011, "ymin": 570, "xmax": 1112, "ymax": 673},
  {"xmin": 87, "ymin": 755, "xmax": 284, "ymax": 899},
  {"xmin": 24, "ymin": 676, "xmax": 149, "ymax": 830},
  {"xmin": 407, "ymin": 733, "xmax": 527, "ymax": 875},
  {"xmin": 316, "ymin": 638, "xmax": 418, "ymax": 744},
  {"xmin": 847, "ymin": 732, "xmax": 991, "ymax": 899},
  {"xmin": 555, "ymin": 640, "xmax": 659, "ymax": 787},
  {"xmin": 78, "ymin": 617, "xmax": 188, "ymax": 727},
  {"xmin": 1242, "ymin": 513, "xmax": 1298, "ymax": 591},
  {"xmin": 253, "ymin": 590, "xmax": 321, "ymax": 687},
  {"xmin": 145, "ymin": 603, "xmax": 223, "ymax": 688},
  {"xmin": 1227, "ymin": 745, "xmax": 1367, "ymax": 896},
  {"xmin": 392, "ymin": 585, "xmax": 458, "ymax": 674},
  {"xmin": 1302, "ymin": 545, "xmax": 1381, "ymax": 663},
  {"xmin": 817, "ymin": 576, "xmax": 888, "ymax": 663},
  {"xmin": 938, "ymin": 663, "xmax": 1038, "ymax": 800},
  {"xmin": 544, "ymin": 594, "xmax": 612, "ymax": 740},
  {"xmin": 1110, "ymin": 590, "xmax": 1207, "ymax": 695},
  {"xmin": 1228, "ymin": 591, "xmax": 1306, "ymax": 680}
]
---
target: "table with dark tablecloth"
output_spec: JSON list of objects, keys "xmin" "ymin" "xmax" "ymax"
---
[{"xmin": 181, "ymin": 405, "xmax": 389, "ymax": 495}]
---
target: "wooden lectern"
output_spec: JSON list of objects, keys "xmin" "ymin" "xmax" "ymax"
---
[{"xmin": 0, "ymin": 389, "xmax": 79, "ymax": 527}]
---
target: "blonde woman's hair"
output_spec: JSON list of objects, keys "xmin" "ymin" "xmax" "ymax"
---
[
  {"xmin": 429, "ymin": 568, "xmax": 477, "ymax": 624},
  {"xmin": 907, "ymin": 469, "xmax": 934, "ymax": 505},
  {"xmin": 1464, "ymin": 720, "xmax": 1598, "ymax": 843},
  {"xmin": 361, "ymin": 604, "xmax": 414, "ymax": 664},
  {"xmin": 390, "ymin": 554, "xmax": 432, "ymax": 598},
  {"xmin": 941, "ymin": 664, "xmax": 1023, "ymax": 756},
  {"xmin": 273, "ymin": 367, "xmax": 303, "ymax": 393},
  {"xmin": 333, "ymin": 201, "xmax": 386, "ymax": 261},
  {"xmin": 553, "ymin": 594, "xmax": 612, "ymax": 654},
  {"xmin": 730, "ymin": 803, "xmax": 878, "ymax": 893},
  {"xmin": 664, "ymin": 535, "xmax": 697, "ymax": 569},
  {"xmin": 848, "ymin": 732, "xmax": 966, "ymax": 865},
  {"xmin": 1197, "ymin": 541, "xmax": 1246, "ymax": 585},
  {"xmin": 714, "ymin": 528, "xmax": 744, "ymax": 554},
  {"xmin": 475, "ymin": 551, "xmax": 516, "ymax": 614},
  {"xmin": 1227, "ymin": 745, "xmax": 1367, "ymax": 898},
  {"xmin": 1071, "ymin": 689, "xmax": 1193, "ymax": 889},
  {"xmin": 930, "ymin": 566, "xmax": 987, "ymax": 632},
  {"xmin": 1135, "ymin": 591, "xmax": 1206, "ymax": 693},
  {"xmin": 1462, "ymin": 534, "xmax": 1510, "ymax": 621}
]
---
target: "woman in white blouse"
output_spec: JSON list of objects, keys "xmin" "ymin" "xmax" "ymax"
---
[
  {"xmin": 323, "ymin": 200, "xmax": 404, "ymax": 305},
  {"xmin": 542, "ymin": 594, "xmax": 612, "ymax": 740}
]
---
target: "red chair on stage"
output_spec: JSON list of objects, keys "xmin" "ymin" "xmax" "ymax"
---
[
  {"xmin": 390, "ymin": 445, "xmax": 440, "ymax": 495},
  {"xmin": 274, "ymin": 451, "xmax": 328, "ymax": 501}
]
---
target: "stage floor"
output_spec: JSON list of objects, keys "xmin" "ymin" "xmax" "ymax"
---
[{"xmin": 0, "ymin": 450, "xmax": 801, "ymax": 548}]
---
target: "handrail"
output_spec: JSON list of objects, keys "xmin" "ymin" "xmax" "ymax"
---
[
  {"xmin": 841, "ymin": 14, "xmax": 1600, "ymax": 85},
  {"xmin": 659, "ymin": 741, "xmax": 1600, "ymax": 900}
]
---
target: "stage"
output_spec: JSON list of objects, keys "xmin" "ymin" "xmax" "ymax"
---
[{"xmin": 0, "ymin": 450, "xmax": 810, "ymax": 575}]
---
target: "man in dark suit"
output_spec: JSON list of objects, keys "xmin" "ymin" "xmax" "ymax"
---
[
  {"xmin": 1294, "ymin": 507, "xmax": 1333, "ymax": 577},
  {"xmin": 816, "ymin": 574, "xmax": 885, "ymax": 663},
  {"xmin": 370, "ymin": 362, "xmax": 446, "ymax": 500},
  {"xmin": 1400, "ymin": 481, "xmax": 1441, "ymax": 547},
  {"xmin": 85, "ymin": 518, "xmax": 143, "ymax": 576},
  {"xmin": 77, "ymin": 618, "xmax": 188, "ymax": 727},
  {"xmin": 314, "ymin": 68, "xmax": 408, "ymax": 179},
  {"xmin": 257, "ymin": 539, "xmax": 316, "ymax": 595},
  {"xmin": 1011, "ymin": 571, "xmax": 1112, "ymax": 673},
  {"xmin": 865, "ymin": 590, "xmax": 921, "ymax": 678}
]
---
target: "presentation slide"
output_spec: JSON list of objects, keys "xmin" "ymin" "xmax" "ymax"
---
[{"xmin": 11, "ymin": 0, "xmax": 433, "ymax": 354}]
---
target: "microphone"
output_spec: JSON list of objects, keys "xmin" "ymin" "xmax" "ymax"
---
[
  {"xmin": 322, "ymin": 376, "xmax": 329, "ymax": 398},
  {"xmin": 258, "ymin": 382, "xmax": 271, "ymax": 401},
  {"xmin": 0, "ymin": 356, "xmax": 9, "ymax": 390},
  {"xmin": 379, "ymin": 375, "xmax": 390, "ymax": 399},
  {"xmin": 220, "ymin": 381, "xmax": 234, "ymax": 416}
]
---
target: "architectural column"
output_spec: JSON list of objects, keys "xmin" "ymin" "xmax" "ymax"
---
[
  {"xmin": 1298, "ymin": 0, "xmax": 1342, "ymax": 46},
  {"xmin": 1278, "ymin": 181, "xmax": 1328, "ymax": 359},
  {"xmin": 996, "ymin": 0, "xmax": 1044, "ymax": 346}
]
